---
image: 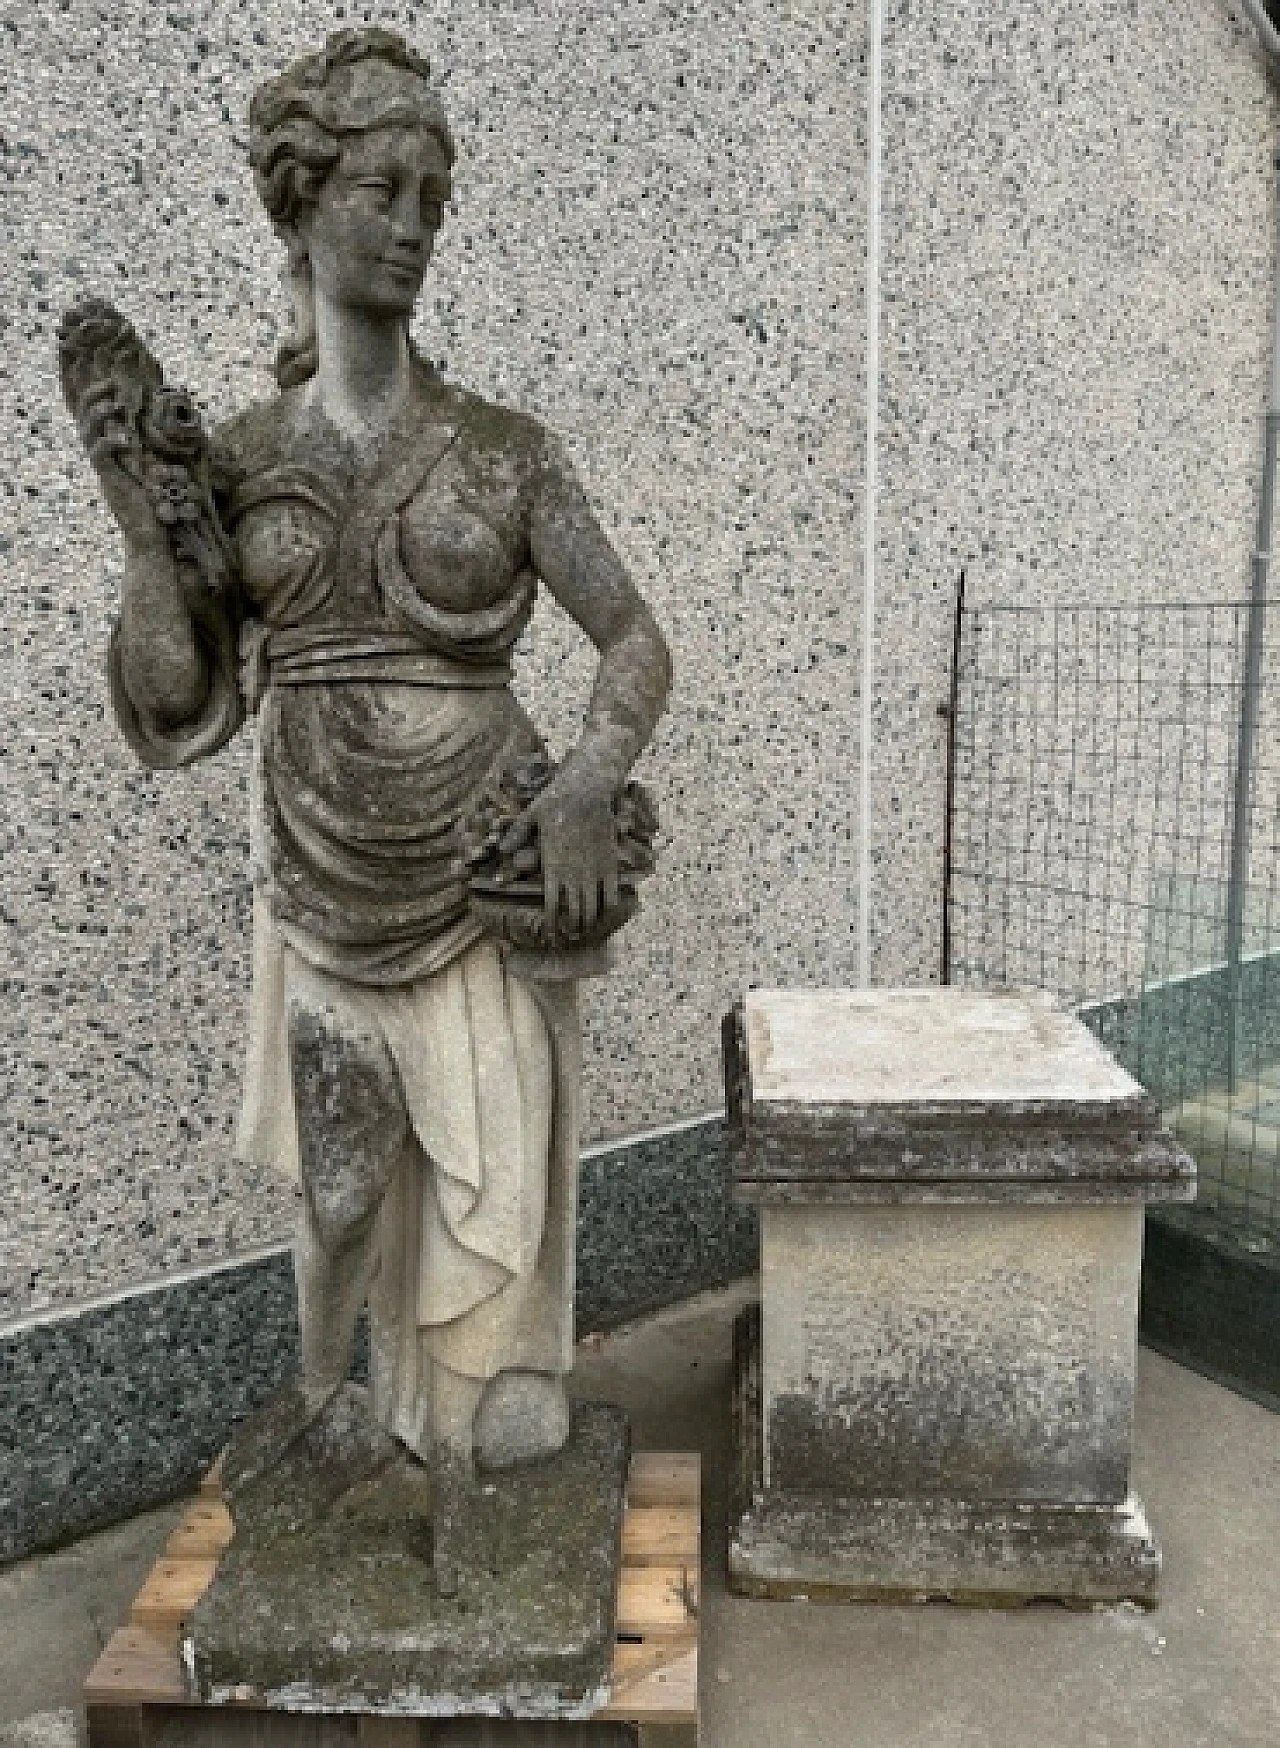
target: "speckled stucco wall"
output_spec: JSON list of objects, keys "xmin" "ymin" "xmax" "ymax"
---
[
  {"xmin": 868, "ymin": 0, "xmax": 1280, "ymax": 986},
  {"xmin": 2, "ymin": 0, "xmax": 865, "ymax": 1318}
]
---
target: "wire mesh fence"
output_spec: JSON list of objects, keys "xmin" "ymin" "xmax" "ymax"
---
[{"xmin": 947, "ymin": 596, "xmax": 1280, "ymax": 1249}]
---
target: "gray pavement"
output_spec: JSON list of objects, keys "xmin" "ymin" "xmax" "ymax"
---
[{"xmin": 2, "ymin": 1280, "xmax": 1278, "ymax": 1747}]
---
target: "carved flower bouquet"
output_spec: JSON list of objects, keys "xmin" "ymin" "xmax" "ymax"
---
[
  {"xmin": 56, "ymin": 297, "xmax": 236, "ymax": 604},
  {"xmin": 459, "ymin": 755, "xmax": 659, "ymax": 952}
]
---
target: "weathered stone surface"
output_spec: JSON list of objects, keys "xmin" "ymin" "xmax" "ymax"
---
[
  {"xmin": 760, "ymin": 1202, "xmax": 1142, "ymax": 1503},
  {"xmin": 725, "ymin": 988, "xmax": 1197, "ymax": 1198},
  {"xmin": 59, "ymin": 26, "xmax": 672, "ymax": 1497},
  {"xmin": 723, "ymin": 988, "xmax": 1187, "ymax": 1605},
  {"xmin": 730, "ymin": 1490, "xmax": 1162, "ymax": 1607},
  {"xmin": 187, "ymin": 1397, "xmax": 630, "ymax": 1717},
  {"xmin": 733, "ymin": 1138, "xmax": 1194, "ymax": 1202},
  {"xmin": 738, "ymin": 987, "xmax": 1151, "ymax": 1107},
  {"xmin": 730, "ymin": 1305, "xmax": 1159, "ymax": 1606},
  {"xmin": 218, "ymin": 1383, "xmax": 401, "ymax": 1534}
]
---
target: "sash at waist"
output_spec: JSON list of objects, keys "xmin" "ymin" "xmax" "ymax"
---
[{"xmin": 252, "ymin": 626, "xmax": 513, "ymax": 690}]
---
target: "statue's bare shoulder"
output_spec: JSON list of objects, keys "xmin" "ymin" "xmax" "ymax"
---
[
  {"xmin": 432, "ymin": 379, "xmax": 563, "ymax": 490},
  {"xmin": 209, "ymin": 389, "xmax": 320, "ymax": 490}
]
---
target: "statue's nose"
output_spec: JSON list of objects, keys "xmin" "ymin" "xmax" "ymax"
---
[{"xmin": 389, "ymin": 191, "xmax": 426, "ymax": 248}]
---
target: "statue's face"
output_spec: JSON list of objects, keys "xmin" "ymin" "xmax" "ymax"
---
[{"xmin": 301, "ymin": 118, "xmax": 451, "ymax": 318}]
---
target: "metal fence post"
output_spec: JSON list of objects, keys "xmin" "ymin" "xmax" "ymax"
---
[
  {"xmin": 940, "ymin": 567, "xmax": 967, "ymax": 986},
  {"xmin": 1226, "ymin": 531, "xmax": 1273, "ymax": 1091}
]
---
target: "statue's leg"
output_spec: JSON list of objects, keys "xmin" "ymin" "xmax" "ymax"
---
[
  {"xmin": 287, "ymin": 984, "xmax": 411, "ymax": 1409},
  {"xmin": 295, "ymin": 1185, "xmax": 379, "ymax": 1412},
  {"xmin": 469, "ymin": 970, "xmax": 579, "ymax": 1472}
]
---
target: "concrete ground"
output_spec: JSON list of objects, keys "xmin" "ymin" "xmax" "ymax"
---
[{"xmin": 2, "ymin": 1279, "xmax": 1278, "ymax": 1748}]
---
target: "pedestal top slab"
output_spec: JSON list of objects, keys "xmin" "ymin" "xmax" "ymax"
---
[
  {"xmin": 742, "ymin": 988, "xmax": 1142, "ymax": 1109},
  {"xmin": 723, "ymin": 988, "xmax": 1196, "ymax": 1202}
]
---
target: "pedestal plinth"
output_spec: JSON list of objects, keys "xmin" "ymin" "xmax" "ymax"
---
[{"xmin": 723, "ymin": 988, "xmax": 1196, "ymax": 1605}]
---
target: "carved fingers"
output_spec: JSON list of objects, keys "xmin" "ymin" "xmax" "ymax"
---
[
  {"xmin": 499, "ymin": 771, "xmax": 620, "ymax": 939},
  {"xmin": 590, "ymin": 817, "xmax": 622, "ymax": 926},
  {"xmin": 78, "ymin": 384, "xmax": 162, "ymax": 541},
  {"xmin": 57, "ymin": 299, "xmax": 168, "ymax": 545}
]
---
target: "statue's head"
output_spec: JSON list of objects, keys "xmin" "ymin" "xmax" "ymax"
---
[{"xmin": 248, "ymin": 29, "xmax": 456, "ymax": 388}]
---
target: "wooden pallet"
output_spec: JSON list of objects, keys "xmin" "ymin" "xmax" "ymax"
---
[{"xmin": 85, "ymin": 1450, "xmax": 699, "ymax": 1746}]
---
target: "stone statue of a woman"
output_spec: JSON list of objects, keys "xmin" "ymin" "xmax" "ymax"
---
[{"xmin": 59, "ymin": 27, "xmax": 671, "ymax": 1528}]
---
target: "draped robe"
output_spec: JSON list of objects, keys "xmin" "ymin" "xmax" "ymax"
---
[{"xmin": 108, "ymin": 366, "xmax": 585, "ymax": 1447}]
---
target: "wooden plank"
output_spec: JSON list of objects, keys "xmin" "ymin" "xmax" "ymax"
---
[
  {"xmin": 356, "ymin": 1721, "xmax": 419, "ymax": 1748},
  {"xmin": 130, "ymin": 1557, "xmax": 220, "ymax": 1634},
  {"xmin": 616, "ymin": 1565, "xmax": 698, "ymax": 1638},
  {"xmin": 84, "ymin": 1627, "xmax": 184, "ymax": 1705},
  {"xmin": 84, "ymin": 1703, "xmax": 147, "ymax": 1748},
  {"xmin": 626, "ymin": 1452, "xmax": 700, "ymax": 1510},
  {"xmin": 599, "ymin": 1644, "xmax": 698, "ymax": 1724},
  {"xmin": 198, "ymin": 1453, "xmax": 226, "ymax": 1501},
  {"xmin": 166, "ymin": 1501, "xmax": 235, "ymax": 1561},
  {"xmin": 609, "ymin": 1639, "xmax": 690, "ymax": 1687},
  {"xmin": 620, "ymin": 1505, "xmax": 699, "ymax": 1567}
]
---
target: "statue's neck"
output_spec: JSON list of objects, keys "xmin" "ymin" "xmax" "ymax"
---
[{"xmin": 308, "ymin": 294, "xmax": 416, "ymax": 455}]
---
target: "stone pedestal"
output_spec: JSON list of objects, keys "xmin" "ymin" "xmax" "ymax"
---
[
  {"xmin": 187, "ymin": 1389, "xmax": 631, "ymax": 1720},
  {"xmin": 723, "ymin": 987, "xmax": 1196, "ymax": 1605}
]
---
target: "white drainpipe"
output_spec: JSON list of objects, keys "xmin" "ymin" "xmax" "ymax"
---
[
  {"xmin": 1226, "ymin": 0, "xmax": 1280, "ymax": 1082},
  {"xmin": 860, "ymin": 0, "xmax": 884, "ymax": 988}
]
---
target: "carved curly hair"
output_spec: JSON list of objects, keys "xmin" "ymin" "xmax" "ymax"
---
[{"xmin": 248, "ymin": 29, "xmax": 456, "ymax": 389}]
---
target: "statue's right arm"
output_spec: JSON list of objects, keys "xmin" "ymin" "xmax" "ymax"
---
[
  {"xmin": 65, "ymin": 344, "xmax": 246, "ymax": 768},
  {"xmin": 106, "ymin": 523, "xmax": 246, "ymax": 770},
  {"xmin": 115, "ymin": 531, "xmax": 212, "ymax": 728},
  {"xmin": 105, "ymin": 512, "xmax": 246, "ymax": 769}
]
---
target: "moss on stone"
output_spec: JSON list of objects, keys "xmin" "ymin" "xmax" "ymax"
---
[{"xmin": 189, "ymin": 1391, "xmax": 630, "ymax": 1715}]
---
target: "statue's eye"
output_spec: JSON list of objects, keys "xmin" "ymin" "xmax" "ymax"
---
[
  {"xmin": 422, "ymin": 198, "xmax": 444, "ymax": 228},
  {"xmin": 355, "ymin": 179, "xmax": 394, "ymax": 206}
]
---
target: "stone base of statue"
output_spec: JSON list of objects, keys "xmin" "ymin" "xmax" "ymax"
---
[
  {"xmin": 723, "ymin": 987, "xmax": 1197, "ymax": 1607},
  {"xmin": 84, "ymin": 1428, "xmax": 701, "ymax": 1748},
  {"xmin": 184, "ymin": 1384, "xmax": 631, "ymax": 1721}
]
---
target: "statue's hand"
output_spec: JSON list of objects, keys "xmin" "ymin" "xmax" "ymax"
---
[
  {"xmin": 77, "ymin": 380, "xmax": 167, "ymax": 552},
  {"xmin": 500, "ymin": 765, "xmax": 620, "ymax": 939}
]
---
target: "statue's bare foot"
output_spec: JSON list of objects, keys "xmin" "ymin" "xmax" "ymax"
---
[{"xmin": 473, "ymin": 1369, "xmax": 569, "ymax": 1471}]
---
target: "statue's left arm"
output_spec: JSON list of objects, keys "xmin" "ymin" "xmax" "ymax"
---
[{"xmin": 513, "ymin": 429, "xmax": 673, "ymax": 935}]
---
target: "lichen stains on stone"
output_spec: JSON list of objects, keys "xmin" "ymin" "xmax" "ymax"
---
[{"xmin": 190, "ymin": 1392, "xmax": 631, "ymax": 1714}]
